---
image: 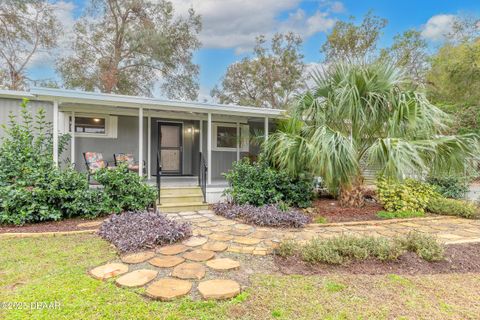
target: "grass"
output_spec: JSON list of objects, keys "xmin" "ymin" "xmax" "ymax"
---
[
  {"xmin": 1, "ymin": 233, "xmax": 479, "ymax": 319},
  {"xmin": 376, "ymin": 210, "xmax": 425, "ymax": 219}
]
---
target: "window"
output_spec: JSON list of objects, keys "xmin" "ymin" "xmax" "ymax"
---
[
  {"xmin": 212, "ymin": 123, "xmax": 249, "ymax": 152},
  {"xmin": 64, "ymin": 113, "xmax": 118, "ymax": 138},
  {"xmin": 72, "ymin": 116, "xmax": 106, "ymax": 134}
]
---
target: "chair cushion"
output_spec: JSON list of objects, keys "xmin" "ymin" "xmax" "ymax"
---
[
  {"xmin": 128, "ymin": 164, "xmax": 140, "ymax": 172},
  {"xmin": 84, "ymin": 152, "xmax": 106, "ymax": 171},
  {"xmin": 115, "ymin": 153, "xmax": 135, "ymax": 165}
]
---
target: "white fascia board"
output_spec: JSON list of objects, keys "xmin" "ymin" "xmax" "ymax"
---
[
  {"xmin": 0, "ymin": 89, "xmax": 35, "ymax": 99},
  {"xmin": 30, "ymin": 87, "xmax": 285, "ymax": 118}
]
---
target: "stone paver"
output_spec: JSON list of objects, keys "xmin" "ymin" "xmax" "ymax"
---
[
  {"xmin": 198, "ymin": 279, "xmax": 241, "ymax": 300},
  {"xmin": 89, "ymin": 210, "xmax": 480, "ymax": 302},
  {"xmin": 149, "ymin": 256, "xmax": 185, "ymax": 268},
  {"xmin": 156, "ymin": 244, "xmax": 189, "ymax": 255},
  {"xmin": 202, "ymin": 241, "xmax": 228, "ymax": 252},
  {"xmin": 183, "ymin": 249, "xmax": 215, "ymax": 262},
  {"xmin": 89, "ymin": 263, "xmax": 129, "ymax": 280},
  {"xmin": 121, "ymin": 251, "xmax": 155, "ymax": 264},
  {"xmin": 206, "ymin": 258, "xmax": 240, "ymax": 271},
  {"xmin": 146, "ymin": 278, "xmax": 192, "ymax": 301},
  {"xmin": 164, "ymin": 211, "xmax": 480, "ymax": 255},
  {"xmin": 183, "ymin": 236, "xmax": 208, "ymax": 247},
  {"xmin": 172, "ymin": 262, "xmax": 206, "ymax": 280},
  {"xmin": 116, "ymin": 269, "xmax": 158, "ymax": 287}
]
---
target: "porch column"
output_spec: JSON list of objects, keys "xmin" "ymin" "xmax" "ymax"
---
[
  {"xmin": 70, "ymin": 111, "xmax": 75, "ymax": 166},
  {"xmin": 199, "ymin": 120, "xmax": 203, "ymax": 154},
  {"xmin": 138, "ymin": 107, "xmax": 144, "ymax": 177},
  {"xmin": 264, "ymin": 116, "xmax": 269, "ymax": 141},
  {"xmin": 53, "ymin": 100, "xmax": 59, "ymax": 166},
  {"xmin": 236, "ymin": 121, "xmax": 240, "ymax": 161},
  {"xmin": 207, "ymin": 112, "xmax": 212, "ymax": 185},
  {"xmin": 147, "ymin": 112, "xmax": 151, "ymax": 179}
]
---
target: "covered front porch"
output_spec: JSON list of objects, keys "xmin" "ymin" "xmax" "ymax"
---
[{"xmin": 31, "ymin": 88, "xmax": 284, "ymax": 202}]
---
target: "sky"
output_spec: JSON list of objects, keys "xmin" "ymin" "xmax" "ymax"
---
[{"xmin": 27, "ymin": 0, "xmax": 480, "ymax": 101}]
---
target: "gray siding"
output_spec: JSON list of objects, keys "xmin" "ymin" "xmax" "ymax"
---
[
  {"xmin": 71, "ymin": 115, "xmax": 148, "ymax": 172},
  {"xmin": 0, "ymin": 97, "xmax": 53, "ymax": 139}
]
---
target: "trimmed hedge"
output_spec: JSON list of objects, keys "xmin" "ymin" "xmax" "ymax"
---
[{"xmin": 427, "ymin": 197, "xmax": 478, "ymax": 219}]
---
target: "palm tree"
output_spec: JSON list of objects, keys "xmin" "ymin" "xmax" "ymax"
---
[{"xmin": 263, "ymin": 61, "xmax": 479, "ymax": 207}]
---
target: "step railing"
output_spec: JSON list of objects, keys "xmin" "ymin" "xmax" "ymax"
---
[
  {"xmin": 156, "ymin": 151, "xmax": 162, "ymax": 205},
  {"xmin": 198, "ymin": 152, "xmax": 207, "ymax": 203}
]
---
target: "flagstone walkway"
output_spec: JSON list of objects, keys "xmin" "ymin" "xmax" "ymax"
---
[
  {"xmin": 165, "ymin": 210, "xmax": 480, "ymax": 255},
  {"xmin": 87, "ymin": 210, "xmax": 480, "ymax": 301}
]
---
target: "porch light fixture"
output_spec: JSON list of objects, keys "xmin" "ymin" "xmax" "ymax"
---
[
  {"xmin": 187, "ymin": 127, "xmax": 192, "ymax": 133},
  {"xmin": 93, "ymin": 118, "xmax": 101, "ymax": 122}
]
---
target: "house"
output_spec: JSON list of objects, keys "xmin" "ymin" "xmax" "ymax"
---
[{"xmin": 0, "ymin": 88, "xmax": 284, "ymax": 209}]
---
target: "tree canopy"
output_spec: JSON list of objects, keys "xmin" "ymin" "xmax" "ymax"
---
[
  {"xmin": 321, "ymin": 11, "xmax": 387, "ymax": 62},
  {"xmin": 211, "ymin": 32, "xmax": 306, "ymax": 109},
  {"xmin": 57, "ymin": 0, "xmax": 201, "ymax": 99},
  {"xmin": 0, "ymin": 0, "xmax": 59, "ymax": 90}
]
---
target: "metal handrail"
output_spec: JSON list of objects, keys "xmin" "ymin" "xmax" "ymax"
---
[
  {"xmin": 198, "ymin": 152, "xmax": 207, "ymax": 203},
  {"xmin": 156, "ymin": 151, "xmax": 162, "ymax": 205}
]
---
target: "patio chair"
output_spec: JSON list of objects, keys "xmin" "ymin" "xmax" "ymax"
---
[
  {"xmin": 113, "ymin": 153, "xmax": 145, "ymax": 173},
  {"xmin": 83, "ymin": 152, "xmax": 111, "ymax": 183}
]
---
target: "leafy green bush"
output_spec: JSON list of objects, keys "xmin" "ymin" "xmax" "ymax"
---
[
  {"xmin": 276, "ymin": 232, "xmax": 445, "ymax": 264},
  {"xmin": 399, "ymin": 231, "xmax": 444, "ymax": 262},
  {"xmin": 224, "ymin": 158, "xmax": 314, "ymax": 208},
  {"xmin": 0, "ymin": 186, "xmax": 62, "ymax": 225},
  {"xmin": 300, "ymin": 236, "xmax": 405, "ymax": 264},
  {"xmin": 427, "ymin": 197, "xmax": 478, "ymax": 219},
  {"xmin": 0, "ymin": 100, "xmax": 114, "ymax": 225},
  {"xmin": 426, "ymin": 176, "xmax": 468, "ymax": 199},
  {"xmin": 94, "ymin": 165, "xmax": 157, "ymax": 213},
  {"xmin": 377, "ymin": 178, "xmax": 439, "ymax": 212},
  {"xmin": 275, "ymin": 240, "xmax": 299, "ymax": 257},
  {"xmin": 376, "ymin": 210, "xmax": 425, "ymax": 219}
]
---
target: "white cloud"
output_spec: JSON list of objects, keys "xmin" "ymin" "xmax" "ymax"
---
[
  {"xmin": 421, "ymin": 14, "xmax": 456, "ymax": 41},
  {"xmin": 28, "ymin": 1, "xmax": 76, "ymax": 69},
  {"xmin": 171, "ymin": 0, "xmax": 338, "ymax": 53}
]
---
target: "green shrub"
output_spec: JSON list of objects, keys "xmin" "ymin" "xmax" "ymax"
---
[
  {"xmin": 278, "ymin": 233, "xmax": 444, "ymax": 264},
  {"xmin": 377, "ymin": 178, "xmax": 439, "ymax": 212},
  {"xmin": 0, "ymin": 186, "xmax": 62, "ymax": 225},
  {"xmin": 427, "ymin": 197, "xmax": 478, "ymax": 219},
  {"xmin": 426, "ymin": 176, "xmax": 468, "ymax": 199},
  {"xmin": 275, "ymin": 240, "xmax": 299, "ymax": 257},
  {"xmin": 399, "ymin": 231, "xmax": 444, "ymax": 262},
  {"xmin": 0, "ymin": 100, "xmax": 114, "ymax": 225},
  {"xmin": 94, "ymin": 165, "xmax": 157, "ymax": 212},
  {"xmin": 376, "ymin": 210, "xmax": 425, "ymax": 219},
  {"xmin": 300, "ymin": 236, "xmax": 404, "ymax": 264},
  {"xmin": 224, "ymin": 158, "xmax": 314, "ymax": 208}
]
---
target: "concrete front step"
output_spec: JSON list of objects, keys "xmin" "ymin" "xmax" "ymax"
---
[
  {"xmin": 158, "ymin": 202, "xmax": 209, "ymax": 213},
  {"xmin": 159, "ymin": 194, "xmax": 204, "ymax": 204},
  {"xmin": 160, "ymin": 187, "xmax": 203, "ymax": 196}
]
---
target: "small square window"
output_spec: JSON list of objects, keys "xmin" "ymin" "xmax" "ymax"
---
[{"xmin": 216, "ymin": 126, "xmax": 237, "ymax": 148}]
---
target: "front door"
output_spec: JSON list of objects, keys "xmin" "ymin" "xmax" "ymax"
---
[{"xmin": 158, "ymin": 122, "xmax": 182, "ymax": 175}]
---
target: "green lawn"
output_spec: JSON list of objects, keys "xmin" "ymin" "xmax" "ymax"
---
[{"xmin": 1, "ymin": 234, "xmax": 479, "ymax": 319}]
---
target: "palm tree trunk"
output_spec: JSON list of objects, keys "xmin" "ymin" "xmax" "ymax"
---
[{"xmin": 338, "ymin": 176, "xmax": 365, "ymax": 207}]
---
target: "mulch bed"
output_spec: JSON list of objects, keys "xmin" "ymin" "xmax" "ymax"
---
[
  {"xmin": 309, "ymin": 198, "xmax": 385, "ymax": 223},
  {"xmin": 275, "ymin": 243, "xmax": 480, "ymax": 275},
  {"xmin": 0, "ymin": 216, "xmax": 109, "ymax": 234}
]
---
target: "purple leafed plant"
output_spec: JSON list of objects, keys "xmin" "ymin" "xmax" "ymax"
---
[
  {"xmin": 213, "ymin": 203, "xmax": 311, "ymax": 228},
  {"xmin": 98, "ymin": 210, "xmax": 192, "ymax": 253}
]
